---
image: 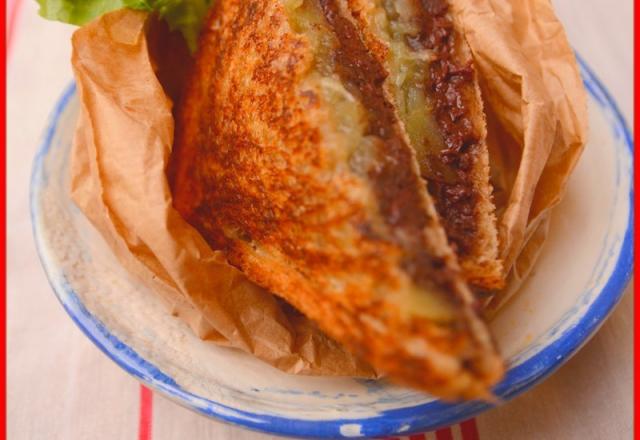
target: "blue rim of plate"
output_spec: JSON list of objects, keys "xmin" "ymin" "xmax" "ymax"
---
[{"xmin": 31, "ymin": 54, "xmax": 633, "ymax": 439}]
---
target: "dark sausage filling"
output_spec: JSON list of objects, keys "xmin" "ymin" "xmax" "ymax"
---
[{"xmin": 410, "ymin": 0, "xmax": 481, "ymax": 257}]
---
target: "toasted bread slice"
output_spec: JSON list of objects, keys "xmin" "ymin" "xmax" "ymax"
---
[
  {"xmin": 171, "ymin": 0, "xmax": 503, "ymax": 398},
  {"xmin": 338, "ymin": 0, "xmax": 503, "ymax": 289}
]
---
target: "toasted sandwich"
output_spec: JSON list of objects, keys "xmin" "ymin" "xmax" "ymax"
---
[{"xmin": 171, "ymin": 0, "xmax": 503, "ymax": 398}]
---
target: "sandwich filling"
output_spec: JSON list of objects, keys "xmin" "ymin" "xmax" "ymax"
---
[
  {"xmin": 412, "ymin": 0, "xmax": 482, "ymax": 258},
  {"xmin": 288, "ymin": 0, "xmax": 500, "ymax": 289},
  {"xmin": 318, "ymin": 0, "xmax": 454, "ymax": 289},
  {"xmin": 365, "ymin": 0, "xmax": 485, "ymax": 258},
  {"xmin": 286, "ymin": 0, "xmax": 463, "ymax": 316}
]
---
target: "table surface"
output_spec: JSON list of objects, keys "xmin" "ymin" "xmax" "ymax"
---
[{"xmin": 7, "ymin": 1, "xmax": 633, "ymax": 439}]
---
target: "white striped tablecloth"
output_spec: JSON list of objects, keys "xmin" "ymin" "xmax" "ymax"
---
[{"xmin": 7, "ymin": 0, "xmax": 633, "ymax": 439}]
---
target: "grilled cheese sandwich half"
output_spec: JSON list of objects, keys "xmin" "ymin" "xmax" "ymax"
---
[{"xmin": 171, "ymin": 0, "xmax": 503, "ymax": 399}]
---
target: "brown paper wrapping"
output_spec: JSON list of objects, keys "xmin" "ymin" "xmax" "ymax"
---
[{"xmin": 69, "ymin": 1, "xmax": 586, "ymax": 376}]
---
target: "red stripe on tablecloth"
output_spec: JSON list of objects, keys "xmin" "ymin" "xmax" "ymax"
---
[
  {"xmin": 409, "ymin": 434, "xmax": 426, "ymax": 440},
  {"xmin": 7, "ymin": 0, "xmax": 23, "ymax": 54},
  {"xmin": 460, "ymin": 419, "xmax": 480, "ymax": 440},
  {"xmin": 0, "ymin": 0, "xmax": 4, "ymax": 426},
  {"xmin": 435, "ymin": 427, "xmax": 454, "ymax": 440},
  {"xmin": 138, "ymin": 386, "xmax": 153, "ymax": 440}
]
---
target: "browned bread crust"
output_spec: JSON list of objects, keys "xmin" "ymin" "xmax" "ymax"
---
[{"xmin": 171, "ymin": 0, "xmax": 503, "ymax": 398}]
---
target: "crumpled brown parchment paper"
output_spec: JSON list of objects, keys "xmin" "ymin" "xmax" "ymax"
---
[{"xmin": 69, "ymin": 1, "xmax": 587, "ymax": 376}]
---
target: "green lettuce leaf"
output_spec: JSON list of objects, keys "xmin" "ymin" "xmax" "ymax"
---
[{"xmin": 36, "ymin": 0, "xmax": 212, "ymax": 52}]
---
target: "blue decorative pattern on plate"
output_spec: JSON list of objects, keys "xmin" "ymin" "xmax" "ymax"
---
[{"xmin": 31, "ymin": 56, "xmax": 633, "ymax": 439}]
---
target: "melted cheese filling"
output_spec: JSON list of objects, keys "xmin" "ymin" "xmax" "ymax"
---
[{"xmin": 366, "ymin": 0, "xmax": 446, "ymax": 174}]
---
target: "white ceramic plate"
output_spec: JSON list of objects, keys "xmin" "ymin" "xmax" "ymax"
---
[{"xmin": 31, "ymin": 57, "xmax": 633, "ymax": 438}]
